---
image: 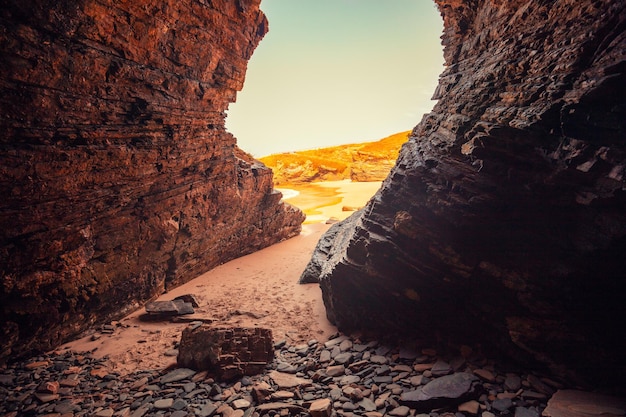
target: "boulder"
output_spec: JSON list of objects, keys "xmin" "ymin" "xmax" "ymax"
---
[
  {"xmin": 177, "ymin": 326, "xmax": 274, "ymax": 381},
  {"xmin": 302, "ymin": 0, "xmax": 626, "ymax": 387}
]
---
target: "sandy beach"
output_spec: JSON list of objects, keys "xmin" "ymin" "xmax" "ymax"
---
[
  {"xmin": 278, "ymin": 180, "xmax": 382, "ymax": 224},
  {"xmin": 59, "ymin": 181, "xmax": 382, "ymax": 374}
]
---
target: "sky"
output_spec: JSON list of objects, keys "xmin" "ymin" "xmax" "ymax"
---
[{"xmin": 226, "ymin": 0, "xmax": 444, "ymax": 157}]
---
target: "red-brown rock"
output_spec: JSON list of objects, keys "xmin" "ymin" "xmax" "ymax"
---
[
  {"xmin": 0, "ymin": 0, "xmax": 303, "ymax": 363},
  {"xmin": 177, "ymin": 326, "xmax": 274, "ymax": 380}
]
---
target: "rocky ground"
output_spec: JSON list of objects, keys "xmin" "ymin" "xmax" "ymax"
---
[{"xmin": 0, "ymin": 331, "xmax": 581, "ymax": 417}]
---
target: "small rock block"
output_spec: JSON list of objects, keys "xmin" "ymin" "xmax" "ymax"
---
[{"xmin": 177, "ymin": 326, "xmax": 273, "ymax": 381}]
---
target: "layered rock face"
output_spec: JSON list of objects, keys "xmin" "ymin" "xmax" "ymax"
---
[
  {"xmin": 303, "ymin": 0, "xmax": 625, "ymax": 385},
  {"xmin": 0, "ymin": 0, "xmax": 303, "ymax": 362}
]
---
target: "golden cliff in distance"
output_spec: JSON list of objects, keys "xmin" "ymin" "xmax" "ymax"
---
[{"xmin": 260, "ymin": 131, "xmax": 410, "ymax": 185}]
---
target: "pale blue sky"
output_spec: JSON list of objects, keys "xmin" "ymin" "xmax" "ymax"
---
[{"xmin": 226, "ymin": 0, "xmax": 444, "ymax": 157}]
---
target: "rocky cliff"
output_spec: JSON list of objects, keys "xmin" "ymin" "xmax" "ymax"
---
[
  {"xmin": 302, "ymin": 0, "xmax": 625, "ymax": 386},
  {"xmin": 0, "ymin": 0, "xmax": 304, "ymax": 362},
  {"xmin": 260, "ymin": 131, "xmax": 410, "ymax": 184}
]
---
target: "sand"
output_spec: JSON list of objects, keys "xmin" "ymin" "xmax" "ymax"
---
[
  {"xmin": 279, "ymin": 180, "xmax": 382, "ymax": 224},
  {"xmin": 59, "ymin": 181, "xmax": 382, "ymax": 374}
]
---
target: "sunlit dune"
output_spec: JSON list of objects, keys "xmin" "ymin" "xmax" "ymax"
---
[{"xmin": 260, "ymin": 130, "xmax": 410, "ymax": 185}]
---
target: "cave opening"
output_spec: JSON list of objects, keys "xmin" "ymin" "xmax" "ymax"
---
[
  {"xmin": 226, "ymin": 0, "xmax": 445, "ymax": 158},
  {"xmin": 226, "ymin": 0, "xmax": 444, "ymax": 223}
]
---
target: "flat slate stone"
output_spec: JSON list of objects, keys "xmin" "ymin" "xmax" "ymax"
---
[
  {"xmin": 160, "ymin": 368, "xmax": 196, "ymax": 383},
  {"xmin": 268, "ymin": 370, "xmax": 311, "ymax": 388},
  {"xmin": 154, "ymin": 398, "xmax": 174, "ymax": 409},
  {"xmin": 146, "ymin": 299, "xmax": 194, "ymax": 315},
  {"xmin": 400, "ymin": 372, "xmax": 480, "ymax": 412},
  {"xmin": 256, "ymin": 402, "xmax": 307, "ymax": 413}
]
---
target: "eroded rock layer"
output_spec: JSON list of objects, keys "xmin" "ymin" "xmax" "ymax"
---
[
  {"xmin": 303, "ymin": 0, "xmax": 625, "ymax": 385},
  {"xmin": 0, "ymin": 0, "xmax": 304, "ymax": 362}
]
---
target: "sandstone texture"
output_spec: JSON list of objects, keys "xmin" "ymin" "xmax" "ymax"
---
[
  {"xmin": 302, "ymin": 0, "xmax": 626, "ymax": 386},
  {"xmin": 0, "ymin": 0, "xmax": 303, "ymax": 363},
  {"xmin": 260, "ymin": 131, "xmax": 409, "ymax": 184}
]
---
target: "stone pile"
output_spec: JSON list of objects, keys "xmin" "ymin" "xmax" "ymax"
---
[{"xmin": 0, "ymin": 331, "xmax": 580, "ymax": 417}]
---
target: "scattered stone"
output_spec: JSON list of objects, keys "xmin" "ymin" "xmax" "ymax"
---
[
  {"xmin": 35, "ymin": 392, "xmax": 60, "ymax": 403},
  {"xmin": 232, "ymin": 398, "xmax": 251, "ymax": 409},
  {"xmin": 410, "ymin": 375, "xmax": 424, "ymax": 386},
  {"xmin": 515, "ymin": 407, "xmax": 539, "ymax": 417},
  {"xmin": 172, "ymin": 398, "xmax": 187, "ymax": 410},
  {"xmin": 268, "ymin": 370, "xmax": 311, "ymax": 388},
  {"xmin": 334, "ymin": 352, "xmax": 353, "ymax": 365},
  {"xmin": 527, "ymin": 374, "xmax": 555, "ymax": 395},
  {"xmin": 37, "ymin": 380, "xmax": 60, "ymax": 394},
  {"xmin": 271, "ymin": 390, "xmax": 295, "ymax": 401},
  {"xmin": 319, "ymin": 350, "xmax": 332, "ymax": 362},
  {"xmin": 25, "ymin": 360, "xmax": 50, "ymax": 369},
  {"xmin": 413, "ymin": 363, "xmax": 434, "ymax": 372},
  {"xmin": 173, "ymin": 294, "xmax": 200, "ymax": 308},
  {"xmin": 145, "ymin": 299, "xmax": 194, "ymax": 316},
  {"xmin": 0, "ymin": 333, "xmax": 563, "ymax": 417},
  {"xmin": 154, "ymin": 398, "xmax": 174, "ymax": 409},
  {"xmin": 177, "ymin": 326, "xmax": 273, "ymax": 380},
  {"xmin": 493, "ymin": 397, "xmax": 513, "ymax": 412},
  {"xmin": 431, "ymin": 360, "xmax": 451, "ymax": 376},
  {"xmin": 388, "ymin": 405, "xmax": 411, "ymax": 416},
  {"xmin": 473, "ymin": 368, "xmax": 495, "ymax": 382},
  {"xmin": 309, "ymin": 398, "xmax": 333, "ymax": 417},
  {"xmin": 326, "ymin": 364, "xmax": 345, "ymax": 376},
  {"xmin": 400, "ymin": 372, "xmax": 480, "ymax": 412},
  {"xmin": 458, "ymin": 399, "xmax": 480, "ymax": 414},
  {"xmin": 196, "ymin": 403, "xmax": 218, "ymax": 417},
  {"xmin": 160, "ymin": 368, "xmax": 196, "ymax": 383},
  {"xmin": 359, "ymin": 397, "xmax": 377, "ymax": 412},
  {"xmin": 255, "ymin": 402, "xmax": 307, "ymax": 414},
  {"xmin": 505, "ymin": 374, "xmax": 522, "ymax": 391}
]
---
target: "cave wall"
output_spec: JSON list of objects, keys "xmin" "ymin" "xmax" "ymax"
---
[
  {"xmin": 302, "ymin": 0, "xmax": 625, "ymax": 385},
  {"xmin": 0, "ymin": 0, "xmax": 304, "ymax": 362}
]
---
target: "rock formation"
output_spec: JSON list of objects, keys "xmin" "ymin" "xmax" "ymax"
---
[
  {"xmin": 260, "ymin": 131, "xmax": 409, "ymax": 184},
  {"xmin": 0, "ymin": 0, "xmax": 303, "ymax": 362},
  {"xmin": 302, "ymin": 0, "xmax": 625, "ymax": 386}
]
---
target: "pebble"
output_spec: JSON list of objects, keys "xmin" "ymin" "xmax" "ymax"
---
[
  {"xmin": 388, "ymin": 405, "xmax": 410, "ymax": 416},
  {"xmin": 0, "ymin": 333, "xmax": 570, "ymax": 417}
]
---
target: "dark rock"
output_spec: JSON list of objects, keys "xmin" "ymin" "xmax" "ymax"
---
[
  {"xmin": 492, "ymin": 397, "xmax": 513, "ymax": 412},
  {"xmin": 145, "ymin": 300, "xmax": 194, "ymax": 316},
  {"xmin": 400, "ymin": 372, "xmax": 481, "ymax": 412},
  {"xmin": 160, "ymin": 368, "xmax": 196, "ymax": 384},
  {"xmin": 515, "ymin": 407, "xmax": 539, "ymax": 417},
  {"xmin": 300, "ymin": 0, "xmax": 626, "ymax": 388},
  {"xmin": 504, "ymin": 374, "xmax": 522, "ymax": 392},
  {"xmin": 196, "ymin": 402, "xmax": 218, "ymax": 417},
  {"xmin": 177, "ymin": 326, "xmax": 273, "ymax": 380},
  {"xmin": 173, "ymin": 294, "xmax": 201, "ymax": 308}
]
